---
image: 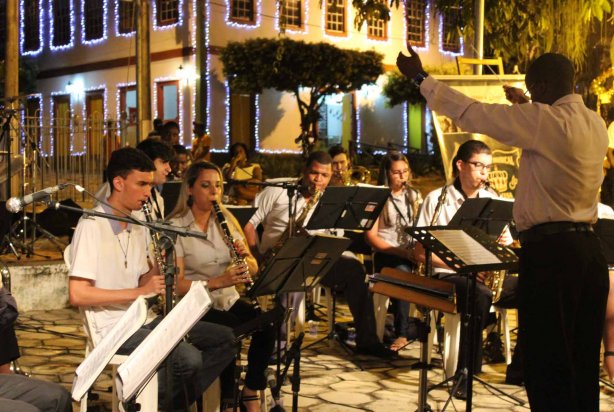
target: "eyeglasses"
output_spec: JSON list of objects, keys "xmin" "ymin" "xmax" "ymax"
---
[{"xmin": 466, "ymin": 161, "xmax": 492, "ymax": 171}]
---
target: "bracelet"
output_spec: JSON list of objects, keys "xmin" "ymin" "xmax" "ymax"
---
[{"xmin": 414, "ymin": 71, "xmax": 429, "ymax": 86}]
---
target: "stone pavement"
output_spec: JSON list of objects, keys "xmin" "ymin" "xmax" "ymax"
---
[{"xmin": 13, "ymin": 306, "xmax": 614, "ymax": 411}]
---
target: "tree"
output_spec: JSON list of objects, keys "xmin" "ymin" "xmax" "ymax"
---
[{"xmin": 220, "ymin": 38, "xmax": 383, "ymax": 156}]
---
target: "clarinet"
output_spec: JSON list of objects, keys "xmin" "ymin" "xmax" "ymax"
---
[
  {"xmin": 142, "ymin": 202, "xmax": 169, "ymax": 315},
  {"xmin": 212, "ymin": 200, "xmax": 261, "ymax": 312}
]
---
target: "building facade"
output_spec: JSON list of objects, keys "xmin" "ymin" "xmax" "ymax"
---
[{"xmin": 15, "ymin": 0, "xmax": 464, "ymax": 156}]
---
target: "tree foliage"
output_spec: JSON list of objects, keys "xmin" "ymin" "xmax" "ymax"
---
[
  {"xmin": 382, "ymin": 72, "xmax": 425, "ymax": 107},
  {"xmin": 221, "ymin": 37, "xmax": 383, "ymax": 156}
]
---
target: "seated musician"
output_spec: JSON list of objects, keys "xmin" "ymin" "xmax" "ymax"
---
[
  {"xmin": 167, "ymin": 161, "xmax": 275, "ymax": 412},
  {"xmin": 222, "ymin": 143, "xmax": 263, "ymax": 205},
  {"xmin": 365, "ymin": 151, "xmax": 422, "ymax": 351},
  {"xmin": 68, "ymin": 148, "xmax": 237, "ymax": 409},
  {"xmin": 244, "ymin": 151, "xmax": 395, "ymax": 358},
  {"xmin": 414, "ymin": 140, "xmax": 520, "ymax": 397},
  {"xmin": 329, "ymin": 145, "xmax": 352, "ymax": 186}
]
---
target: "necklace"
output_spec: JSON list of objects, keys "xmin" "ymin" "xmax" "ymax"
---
[{"xmin": 117, "ymin": 230, "xmax": 131, "ymax": 269}]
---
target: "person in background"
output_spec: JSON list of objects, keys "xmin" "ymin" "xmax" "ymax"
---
[
  {"xmin": 161, "ymin": 121, "xmax": 180, "ymax": 146},
  {"xmin": 170, "ymin": 144, "xmax": 191, "ymax": 180},
  {"xmin": 222, "ymin": 143, "xmax": 263, "ymax": 205},
  {"xmin": 328, "ymin": 145, "xmax": 352, "ymax": 186},
  {"xmin": 192, "ymin": 122, "xmax": 212, "ymax": 163}
]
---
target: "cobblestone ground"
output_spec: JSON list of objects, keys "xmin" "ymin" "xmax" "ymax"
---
[{"xmin": 14, "ymin": 305, "xmax": 614, "ymax": 411}]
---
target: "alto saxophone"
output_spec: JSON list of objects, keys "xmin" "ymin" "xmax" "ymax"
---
[
  {"xmin": 212, "ymin": 200, "xmax": 261, "ymax": 311},
  {"xmin": 142, "ymin": 202, "xmax": 171, "ymax": 315}
]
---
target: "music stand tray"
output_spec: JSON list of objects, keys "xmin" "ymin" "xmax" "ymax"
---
[
  {"xmin": 448, "ymin": 198, "xmax": 514, "ymax": 238},
  {"xmin": 225, "ymin": 205, "xmax": 258, "ymax": 229},
  {"xmin": 247, "ymin": 234, "xmax": 351, "ymax": 298},
  {"xmin": 305, "ymin": 185, "xmax": 390, "ymax": 231},
  {"xmin": 161, "ymin": 181, "xmax": 182, "ymax": 214}
]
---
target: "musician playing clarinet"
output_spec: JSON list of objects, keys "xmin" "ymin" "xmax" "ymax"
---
[
  {"xmin": 167, "ymin": 161, "xmax": 275, "ymax": 412},
  {"xmin": 414, "ymin": 140, "xmax": 520, "ymax": 399}
]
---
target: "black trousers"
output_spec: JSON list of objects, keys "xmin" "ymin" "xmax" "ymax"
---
[
  {"xmin": 201, "ymin": 299, "xmax": 276, "ymax": 400},
  {"xmin": 519, "ymin": 231, "xmax": 608, "ymax": 412},
  {"xmin": 0, "ymin": 374, "xmax": 72, "ymax": 412},
  {"xmin": 319, "ymin": 255, "xmax": 380, "ymax": 348}
]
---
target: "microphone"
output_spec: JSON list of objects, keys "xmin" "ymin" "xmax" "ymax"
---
[{"xmin": 6, "ymin": 183, "xmax": 69, "ymax": 213}]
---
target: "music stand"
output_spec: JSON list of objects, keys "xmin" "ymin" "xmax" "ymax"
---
[
  {"xmin": 408, "ymin": 225, "xmax": 519, "ymax": 412},
  {"xmin": 305, "ymin": 185, "xmax": 390, "ymax": 230},
  {"xmin": 161, "ymin": 180, "xmax": 182, "ymax": 214},
  {"xmin": 448, "ymin": 198, "xmax": 514, "ymax": 237},
  {"xmin": 226, "ymin": 205, "xmax": 258, "ymax": 229}
]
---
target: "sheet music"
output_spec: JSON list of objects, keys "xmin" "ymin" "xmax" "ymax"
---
[
  {"xmin": 431, "ymin": 229, "xmax": 501, "ymax": 266},
  {"xmin": 71, "ymin": 297, "xmax": 148, "ymax": 402},
  {"xmin": 116, "ymin": 281, "xmax": 212, "ymax": 402}
]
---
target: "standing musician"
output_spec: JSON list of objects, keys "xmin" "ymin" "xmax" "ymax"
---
[
  {"xmin": 222, "ymin": 143, "xmax": 263, "ymax": 205},
  {"xmin": 244, "ymin": 151, "xmax": 395, "ymax": 358},
  {"xmin": 167, "ymin": 161, "xmax": 275, "ymax": 412},
  {"xmin": 399, "ymin": 48, "xmax": 608, "ymax": 411},
  {"xmin": 414, "ymin": 140, "xmax": 519, "ymax": 398},
  {"xmin": 365, "ymin": 151, "xmax": 422, "ymax": 351},
  {"xmin": 67, "ymin": 148, "xmax": 237, "ymax": 409}
]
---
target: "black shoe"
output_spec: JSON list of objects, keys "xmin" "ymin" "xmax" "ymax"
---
[
  {"xmin": 505, "ymin": 370, "xmax": 524, "ymax": 386},
  {"xmin": 355, "ymin": 343, "xmax": 397, "ymax": 359}
]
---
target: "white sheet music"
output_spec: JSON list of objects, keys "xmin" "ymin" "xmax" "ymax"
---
[
  {"xmin": 116, "ymin": 281, "xmax": 212, "ymax": 402},
  {"xmin": 71, "ymin": 297, "xmax": 148, "ymax": 402},
  {"xmin": 431, "ymin": 229, "xmax": 501, "ymax": 266}
]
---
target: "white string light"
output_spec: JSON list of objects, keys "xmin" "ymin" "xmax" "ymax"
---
[
  {"xmin": 20, "ymin": 0, "xmax": 44, "ymax": 56},
  {"xmin": 274, "ymin": 0, "xmax": 309, "ymax": 35},
  {"xmin": 114, "ymin": 0, "xmax": 135, "ymax": 37},
  {"xmin": 80, "ymin": 0, "xmax": 108, "ymax": 45},
  {"xmin": 153, "ymin": 76, "xmax": 184, "ymax": 142},
  {"xmin": 77, "ymin": 84, "xmax": 108, "ymax": 155},
  {"xmin": 438, "ymin": 13, "xmax": 464, "ymax": 56},
  {"xmin": 153, "ymin": 0, "xmax": 184, "ymax": 31},
  {"xmin": 224, "ymin": 0, "xmax": 262, "ymax": 29},
  {"xmin": 49, "ymin": 0, "xmax": 75, "ymax": 51},
  {"xmin": 403, "ymin": 1, "xmax": 430, "ymax": 52}
]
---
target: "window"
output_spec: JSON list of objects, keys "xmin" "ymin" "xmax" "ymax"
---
[
  {"xmin": 406, "ymin": 0, "xmax": 426, "ymax": 47},
  {"xmin": 118, "ymin": 0, "xmax": 136, "ymax": 34},
  {"xmin": 84, "ymin": 0, "xmax": 104, "ymax": 42},
  {"xmin": 22, "ymin": 0, "xmax": 41, "ymax": 53},
  {"xmin": 281, "ymin": 0, "xmax": 301, "ymax": 29},
  {"xmin": 229, "ymin": 93, "xmax": 255, "ymax": 149},
  {"xmin": 53, "ymin": 94, "xmax": 71, "ymax": 157},
  {"xmin": 367, "ymin": 12, "xmax": 386, "ymax": 40},
  {"xmin": 441, "ymin": 6, "xmax": 461, "ymax": 53},
  {"xmin": 230, "ymin": 0, "xmax": 254, "ymax": 23},
  {"xmin": 156, "ymin": 0, "xmax": 179, "ymax": 26},
  {"xmin": 86, "ymin": 91, "xmax": 105, "ymax": 157},
  {"xmin": 156, "ymin": 81, "xmax": 179, "ymax": 123},
  {"xmin": 326, "ymin": 0, "xmax": 345, "ymax": 34},
  {"xmin": 52, "ymin": 0, "xmax": 71, "ymax": 47}
]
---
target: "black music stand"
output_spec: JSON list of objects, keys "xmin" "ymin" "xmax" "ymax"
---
[
  {"xmin": 448, "ymin": 198, "xmax": 514, "ymax": 237},
  {"xmin": 225, "ymin": 206, "xmax": 258, "ymax": 229},
  {"xmin": 305, "ymin": 185, "xmax": 390, "ymax": 231},
  {"xmin": 245, "ymin": 234, "xmax": 350, "ymax": 412},
  {"xmin": 408, "ymin": 225, "xmax": 519, "ymax": 412},
  {"xmin": 161, "ymin": 180, "xmax": 182, "ymax": 213}
]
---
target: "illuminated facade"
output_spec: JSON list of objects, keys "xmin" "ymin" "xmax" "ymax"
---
[{"xmin": 18, "ymin": 0, "xmax": 461, "ymax": 155}]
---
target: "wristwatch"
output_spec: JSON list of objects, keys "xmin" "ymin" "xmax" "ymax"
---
[{"xmin": 413, "ymin": 71, "xmax": 429, "ymax": 86}]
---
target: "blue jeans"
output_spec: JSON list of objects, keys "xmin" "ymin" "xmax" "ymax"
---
[{"xmin": 119, "ymin": 317, "xmax": 237, "ymax": 409}]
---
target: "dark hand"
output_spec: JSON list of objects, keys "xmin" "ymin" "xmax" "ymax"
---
[{"xmin": 396, "ymin": 43, "xmax": 424, "ymax": 79}]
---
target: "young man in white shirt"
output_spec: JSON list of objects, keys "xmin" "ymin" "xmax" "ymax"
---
[
  {"xmin": 68, "ymin": 148, "xmax": 236, "ymax": 409},
  {"xmin": 399, "ymin": 49, "xmax": 608, "ymax": 411},
  {"xmin": 244, "ymin": 151, "xmax": 394, "ymax": 358}
]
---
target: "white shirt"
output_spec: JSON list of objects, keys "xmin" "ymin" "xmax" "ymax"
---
[
  {"xmin": 170, "ymin": 209, "xmax": 240, "ymax": 311},
  {"xmin": 416, "ymin": 184, "xmax": 496, "ymax": 275},
  {"xmin": 421, "ymin": 76, "xmax": 608, "ymax": 231},
  {"xmin": 377, "ymin": 187, "xmax": 422, "ymax": 248},
  {"xmin": 94, "ymin": 182, "xmax": 165, "ymax": 220},
  {"xmin": 67, "ymin": 205, "xmax": 150, "ymax": 341}
]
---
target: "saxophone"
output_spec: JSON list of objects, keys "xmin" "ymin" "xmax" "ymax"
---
[
  {"xmin": 482, "ymin": 222, "xmax": 509, "ymax": 303},
  {"xmin": 212, "ymin": 200, "xmax": 261, "ymax": 311},
  {"xmin": 142, "ymin": 202, "xmax": 170, "ymax": 315},
  {"xmin": 259, "ymin": 188, "xmax": 322, "ymax": 273}
]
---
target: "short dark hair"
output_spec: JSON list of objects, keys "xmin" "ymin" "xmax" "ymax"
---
[
  {"xmin": 328, "ymin": 145, "xmax": 349, "ymax": 160},
  {"xmin": 378, "ymin": 151, "xmax": 410, "ymax": 186},
  {"xmin": 136, "ymin": 138, "xmax": 175, "ymax": 163},
  {"xmin": 452, "ymin": 140, "xmax": 491, "ymax": 177},
  {"xmin": 173, "ymin": 144, "xmax": 190, "ymax": 156},
  {"xmin": 526, "ymin": 53, "xmax": 575, "ymax": 95},
  {"xmin": 229, "ymin": 142, "xmax": 249, "ymax": 157},
  {"xmin": 305, "ymin": 151, "xmax": 332, "ymax": 169},
  {"xmin": 106, "ymin": 148, "xmax": 155, "ymax": 191}
]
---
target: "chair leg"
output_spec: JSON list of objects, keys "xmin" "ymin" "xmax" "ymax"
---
[
  {"xmin": 372, "ymin": 293, "xmax": 389, "ymax": 342},
  {"xmin": 443, "ymin": 313, "xmax": 461, "ymax": 379},
  {"xmin": 499, "ymin": 308, "xmax": 512, "ymax": 365},
  {"xmin": 202, "ymin": 378, "xmax": 221, "ymax": 412}
]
